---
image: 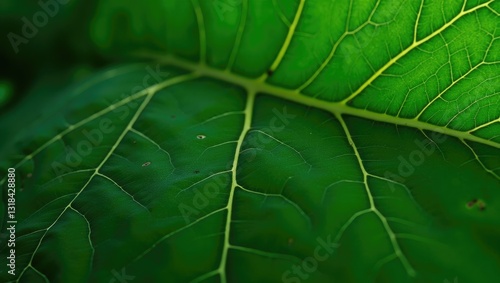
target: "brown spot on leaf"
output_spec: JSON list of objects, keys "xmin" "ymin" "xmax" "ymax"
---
[
  {"xmin": 267, "ymin": 69, "xmax": 274, "ymax": 76},
  {"xmin": 479, "ymin": 202, "xmax": 486, "ymax": 211},
  {"xmin": 27, "ymin": 173, "xmax": 32, "ymax": 178},
  {"xmin": 197, "ymin": 135, "xmax": 206, "ymax": 140},
  {"xmin": 466, "ymin": 199, "xmax": 478, "ymax": 208},
  {"xmin": 142, "ymin": 162, "xmax": 151, "ymax": 167},
  {"xmin": 194, "ymin": 170, "xmax": 200, "ymax": 174},
  {"xmin": 466, "ymin": 198, "xmax": 487, "ymax": 211}
]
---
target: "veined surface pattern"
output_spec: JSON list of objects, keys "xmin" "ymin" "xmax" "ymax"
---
[{"xmin": 1, "ymin": 0, "xmax": 499, "ymax": 282}]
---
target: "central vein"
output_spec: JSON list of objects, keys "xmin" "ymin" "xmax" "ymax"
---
[{"xmin": 218, "ymin": 90, "xmax": 256, "ymax": 282}]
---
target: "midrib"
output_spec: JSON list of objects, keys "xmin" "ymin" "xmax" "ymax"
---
[{"xmin": 156, "ymin": 54, "xmax": 500, "ymax": 149}]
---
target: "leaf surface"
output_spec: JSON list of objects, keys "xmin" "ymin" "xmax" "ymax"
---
[{"xmin": 1, "ymin": 0, "xmax": 500, "ymax": 282}]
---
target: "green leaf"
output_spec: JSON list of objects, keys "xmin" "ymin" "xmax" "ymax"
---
[
  {"xmin": 0, "ymin": 80, "xmax": 13, "ymax": 108},
  {"xmin": 2, "ymin": 0, "xmax": 500, "ymax": 282}
]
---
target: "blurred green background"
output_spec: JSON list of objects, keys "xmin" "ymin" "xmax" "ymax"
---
[{"xmin": 0, "ymin": 0, "xmax": 112, "ymax": 113}]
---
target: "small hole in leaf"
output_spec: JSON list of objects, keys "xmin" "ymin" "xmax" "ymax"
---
[
  {"xmin": 142, "ymin": 162, "xmax": 151, "ymax": 167},
  {"xmin": 197, "ymin": 135, "xmax": 206, "ymax": 140},
  {"xmin": 194, "ymin": 170, "xmax": 200, "ymax": 174}
]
